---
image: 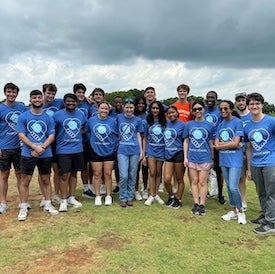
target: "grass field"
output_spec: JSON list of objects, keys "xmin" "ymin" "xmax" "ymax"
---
[{"xmin": 1, "ymin": 171, "xmax": 275, "ymax": 274}]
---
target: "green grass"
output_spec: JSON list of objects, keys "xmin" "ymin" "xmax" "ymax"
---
[{"xmin": 1, "ymin": 173, "xmax": 275, "ymax": 274}]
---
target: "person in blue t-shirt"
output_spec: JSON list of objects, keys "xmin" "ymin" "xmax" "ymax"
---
[
  {"xmin": 215, "ymin": 100, "xmax": 246, "ymax": 225},
  {"xmin": 143, "ymin": 101, "xmax": 166, "ymax": 206},
  {"xmin": 235, "ymin": 92, "xmax": 252, "ymax": 211},
  {"xmin": 117, "ymin": 99, "xmax": 143, "ymax": 207},
  {"xmin": 16, "ymin": 89, "xmax": 58, "ymax": 221},
  {"xmin": 204, "ymin": 90, "xmax": 225, "ymax": 204},
  {"xmin": 184, "ymin": 100, "xmax": 214, "ymax": 215},
  {"xmin": 134, "ymin": 96, "xmax": 149, "ymax": 201},
  {"xmin": 0, "ymin": 83, "xmax": 28, "ymax": 214},
  {"xmin": 164, "ymin": 106, "xmax": 185, "ymax": 209},
  {"xmin": 73, "ymin": 83, "xmax": 96, "ymax": 200},
  {"xmin": 54, "ymin": 93, "xmax": 86, "ymax": 212},
  {"xmin": 86, "ymin": 102, "xmax": 118, "ymax": 206},
  {"xmin": 245, "ymin": 93, "xmax": 275, "ymax": 234}
]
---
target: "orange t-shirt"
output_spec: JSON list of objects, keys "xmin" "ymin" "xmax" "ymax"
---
[{"xmin": 172, "ymin": 101, "xmax": 192, "ymax": 122}]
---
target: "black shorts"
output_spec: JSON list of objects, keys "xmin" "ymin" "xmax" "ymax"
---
[
  {"xmin": 0, "ymin": 148, "xmax": 21, "ymax": 171},
  {"xmin": 20, "ymin": 156, "xmax": 52, "ymax": 175},
  {"xmin": 83, "ymin": 141, "xmax": 93, "ymax": 163},
  {"xmin": 91, "ymin": 147, "xmax": 115, "ymax": 162},
  {"xmin": 57, "ymin": 153, "xmax": 85, "ymax": 175},
  {"xmin": 166, "ymin": 151, "xmax": 184, "ymax": 163}
]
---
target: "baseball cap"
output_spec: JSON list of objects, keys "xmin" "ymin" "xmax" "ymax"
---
[{"xmin": 235, "ymin": 92, "xmax": 247, "ymax": 100}]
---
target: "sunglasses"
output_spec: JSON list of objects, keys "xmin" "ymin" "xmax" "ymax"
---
[
  {"xmin": 219, "ymin": 107, "xmax": 229, "ymax": 111},
  {"xmin": 124, "ymin": 98, "xmax": 134, "ymax": 103},
  {"xmin": 192, "ymin": 107, "xmax": 203, "ymax": 112}
]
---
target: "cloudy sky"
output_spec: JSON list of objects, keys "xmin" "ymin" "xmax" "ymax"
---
[{"xmin": 1, "ymin": 0, "xmax": 275, "ymax": 104}]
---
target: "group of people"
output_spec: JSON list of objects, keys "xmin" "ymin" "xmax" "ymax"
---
[{"xmin": 0, "ymin": 82, "xmax": 275, "ymax": 235}]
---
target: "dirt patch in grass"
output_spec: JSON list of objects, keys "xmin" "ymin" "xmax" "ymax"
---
[{"xmin": 219, "ymin": 238, "xmax": 259, "ymax": 250}]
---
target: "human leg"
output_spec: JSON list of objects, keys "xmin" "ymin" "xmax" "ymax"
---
[{"xmin": 118, "ymin": 154, "xmax": 129, "ymax": 202}]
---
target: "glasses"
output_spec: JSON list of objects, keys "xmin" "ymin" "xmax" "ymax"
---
[
  {"xmin": 219, "ymin": 107, "xmax": 229, "ymax": 111},
  {"xmin": 124, "ymin": 98, "xmax": 134, "ymax": 103},
  {"xmin": 192, "ymin": 107, "xmax": 203, "ymax": 112}
]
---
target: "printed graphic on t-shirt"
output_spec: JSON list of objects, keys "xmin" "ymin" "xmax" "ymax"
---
[
  {"xmin": 164, "ymin": 128, "xmax": 177, "ymax": 147},
  {"xmin": 249, "ymin": 128, "xmax": 270, "ymax": 151},
  {"xmin": 5, "ymin": 111, "xmax": 21, "ymax": 131},
  {"xmin": 27, "ymin": 120, "xmax": 48, "ymax": 141},
  {"xmin": 120, "ymin": 123, "xmax": 134, "ymax": 141},
  {"xmin": 63, "ymin": 118, "xmax": 81, "ymax": 138},
  {"xmin": 149, "ymin": 125, "xmax": 164, "ymax": 144},
  {"xmin": 219, "ymin": 128, "xmax": 235, "ymax": 142},
  {"xmin": 44, "ymin": 106, "xmax": 59, "ymax": 117},
  {"xmin": 94, "ymin": 123, "xmax": 112, "ymax": 142},
  {"xmin": 190, "ymin": 127, "xmax": 209, "ymax": 148},
  {"xmin": 205, "ymin": 113, "xmax": 219, "ymax": 127}
]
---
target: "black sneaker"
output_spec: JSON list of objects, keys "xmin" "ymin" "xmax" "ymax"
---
[
  {"xmin": 166, "ymin": 196, "xmax": 175, "ymax": 207},
  {"xmin": 82, "ymin": 189, "xmax": 96, "ymax": 199},
  {"xmin": 191, "ymin": 203, "xmax": 200, "ymax": 214},
  {"xmin": 112, "ymin": 186, "xmax": 120, "ymax": 194},
  {"xmin": 199, "ymin": 204, "xmax": 206, "ymax": 216},
  {"xmin": 250, "ymin": 214, "xmax": 267, "ymax": 225},
  {"xmin": 254, "ymin": 222, "xmax": 275, "ymax": 235},
  {"xmin": 218, "ymin": 196, "xmax": 226, "ymax": 204},
  {"xmin": 171, "ymin": 198, "xmax": 181, "ymax": 209}
]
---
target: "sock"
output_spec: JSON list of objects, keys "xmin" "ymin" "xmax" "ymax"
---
[
  {"xmin": 83, "ymin": 184, "xmax": 90, "ymax": 191},
  {"xmin": 44, "ymin": 200, "xmax": 51, "ymax": 207}
]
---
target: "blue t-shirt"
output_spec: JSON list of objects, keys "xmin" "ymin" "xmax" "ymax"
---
[
  {"xmin": 87, "ymin": 115, "xmax": 118, "ymax": 157},
  {"xmin": 164, "ymin": 120, "xmax": 185, "ymax": 160},
  {"xmin": 0, "ymin": 102, "xmax": 28, "ymax": 149},
  {"xmin": 53, "ymin": 109, "xmax": 86, "ymax": 154},
  {"xmin": 204, "ymin": 106, "xmax": 222, "ymax": 137},
  {"xmin": 244, "ymin": 115, "xmax": 275, "ymax": 167},
  {"xmin": 239, "ymin": 112, "xmax": 252, "ymax": 151},
  {"xmin": 144, "ymin": 120, "xmax": 165, "ymax": 159},
  {"xmin": 109, "ymin": 108, "xmax": 123, "ymax": 119},
  {"xmin": 184, "ymin": 120, "xmax": 214, "ymax": 164},
  {"xmin": 42, "ymin": 98, "xmax": 64, "ymax": 117},
  {"xmin": 216, "ymin": 117, "xmax": 244, "ymax": 168},
  {"xmin": 117, "ymin": 114, "xmax": 143, "ymax": 156},
  {"xmin": 16, "ymin": 110, "xmax": 55, "ymax": 158},
  {"xmin": 77, "ymin": 100, "xmax": 93, "ymax": 143}
]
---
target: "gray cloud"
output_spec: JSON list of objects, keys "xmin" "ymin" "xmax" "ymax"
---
[{"xmin": 1, "ymin": 0, "xmax": 275, "ymax": 68}]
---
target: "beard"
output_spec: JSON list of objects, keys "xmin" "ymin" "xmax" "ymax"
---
[{"xmin": 32, "ymin": 103, "xmax": 43, "ymax": 109}]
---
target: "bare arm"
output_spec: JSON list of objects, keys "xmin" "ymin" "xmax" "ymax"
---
[
  {"xmin": 183, "ymin": 138, "xmax": 189, "ymax": 168},
  {"xmin": 214, "ymin": 136, "xmax": 241, "ymax": 150}
]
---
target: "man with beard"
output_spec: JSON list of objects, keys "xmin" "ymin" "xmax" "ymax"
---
[
  {"xmin": 235, "ymin": 92, "xmax": 252, "ymax": 211},
  {"xmin": 16, "ymin": 90, "xmax": 58, "ymax": 221}
]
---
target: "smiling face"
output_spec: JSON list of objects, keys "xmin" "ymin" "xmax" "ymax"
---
[
  {"xmin": 219, "ymin": 102, "xmax": 232, "ymax": 120},
  {"xmin": 206, "ymin": 91, "xmax": 217, "ymax": 109},
  {"xmin": 150, "ymin": 102, "xmax": 160, "ymax": 118},
  {"xmin": 64, "ymin": 96, "xmax": 77, "ymax": 112},
  {"xmin": 98, "ymin": 103, "xmax": 110, "ymax": 119},
  {"xmin": 124, "ymin": 102, "xmax": 135, "ymax": 117},
  {"xmin": 43, "ymin": 89, "xmax": 56, "ymax": 104},
  {"xmin": 235, "ymin": 97, "xmax": 247, "ymax": 112},
  {"xmin": 144, "ymin": 88, "xmax": 156, "ymax": 104},
  {"xmin": 166, "ymin": 107, "xmax": 178, "ymax": 122},
  {"xmin": 192, "ymin": 103, "xmax": 204, "ymax": 120},
  {"xmin": 4, "ymin": 88, "xmax": 18, "ymax": 104},
  {"xmin": 75, "ymin": 89, "xmax": 86, "ymax": 102},
  {"xmin": 30, "ymin": 94, "xmax": 43, "ymax": 109},
  {"xmin": 248, "ymin": 99, "xmax": 263, "ymax": 116}
]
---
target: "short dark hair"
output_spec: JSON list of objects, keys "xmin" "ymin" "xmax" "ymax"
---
[
  {"xmin": 246, "ymin": 92, "xmax": 264, "ymax": 105},
  {"xmin": 92, "ymin": 88, "xmax": 105, "ymax": 97},
  {"xmin": 73, "ymin": 83, "xmax": 86, "ymax": 93},
  {"xmin": 42, "ymin": 83, "xmax": 57, "ymax": 93},
  {"xmin": 64, "ymin": 93, "xmax": 77, "ymax": 101},
  {"xmin": 145, "ymin": 86, "xmax": 155, "ymax": 93},
  {"xmin": 30, "ymin": 90, "xmax": 42, "ymax": 97},
  {"xmin": 191, "ymin": 99, "xmax": 205, "ymax": 109},
  {"xmin": 206, "ymin": 90, "xmax": 218, "ymax": 100},
  {"xmin": 4, "ymin": 82, "xmax": 19, "ymax": 94}
]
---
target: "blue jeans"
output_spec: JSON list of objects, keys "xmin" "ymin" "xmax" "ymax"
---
[
  {"xmin": 221, "ymin": 166, "xmax": 242, "ymax": 209},
  {"xmin": 118, "ymin": 154, "xmax": 140, "ymax": 202}
]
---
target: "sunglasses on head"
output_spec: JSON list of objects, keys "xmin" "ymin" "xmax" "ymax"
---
[
  {"xmin": 192, "ymin": 107, "xmax": 203, "ymax": 112},
  {"xmin": 124, "ymin": 98, "xmax": 134, "ymax": 103}
]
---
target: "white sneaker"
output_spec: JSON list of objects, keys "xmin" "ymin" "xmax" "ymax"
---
[
  {"xmin": 95, "ymin": 196, "xmax": 102, "ymax": 206},
  {"xmin": 238, "ymin": 212, "xmax": 247, "ymax": 224},
  {"xmin": 141, "ymin": 190, "xmax": 149, "ymax": 200},
  {"xmin": 44, "ymin": 204, "xmax": 59, "ymax": 216},
  {"xmin": 67, "ymin": 196, "xmax": 82, "ymax": 208},
  {"xmin": 221, "ymin": 211, "xmax": 238, "ymax": 221},
  {"xmin": 59, "ymin": 200, "xmax": 68, "ymax": 212},
  {"xmin": 40, "ymin": 199, "xmax": 45, "ymax": 208},
  {"xmin": 242, "ymin": 202, "xmax": 248, "ymax": 211},
  {"xmin": 100, "ymin": 184, "xmax": 106, "ymax": 194},
  {"xmin": 18, "ymin": 208, "xmax": 28, "ymax": 221},
  {"xmin": 0, "ymin": 204, "xmax": 9, "ymax": 214},
  {"xmin": 105, "ymin": 195, "xmax": 112, "ymax": 206},
  {"xmin": 154, "ymin": 195, "xmax": 164, "ymax": 205},
  {"xmin": 172, "ymin": 187, "xmax": 178, "ymax": 194},
  {"xmin": 135, "ymin": 191, "xmax": 142, "ymax": 201},
  {"xmin": 52, "ymin": 194, "xmax": 62, "ymax": 205},
  {"xmin": 158, "ymin": 183, "xmax": 164, "ymax": 193},
  {"xmin": 144, "ymin": 195, "xmax": 154, "ymax": 206}
]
